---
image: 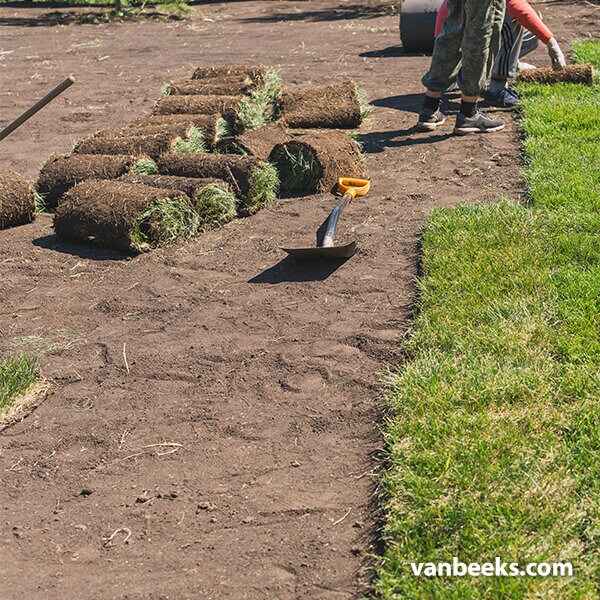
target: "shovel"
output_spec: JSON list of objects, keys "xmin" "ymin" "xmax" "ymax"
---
[{"xmin": 282, "ymin": 177, "xmax": 370, "ymax": 260}]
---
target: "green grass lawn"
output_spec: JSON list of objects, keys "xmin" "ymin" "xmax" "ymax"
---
[
  {"xmin": 0, "ymin": 354, "xmax": 40, "ymax": 420},
  {"xmin": 375, "ymin": 42, "xmax": 600, "ymax": 598}
]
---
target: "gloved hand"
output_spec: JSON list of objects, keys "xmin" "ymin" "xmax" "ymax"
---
[{"xmin": 547, "ymin": 38, "xmax": 566, "ymax": 70}]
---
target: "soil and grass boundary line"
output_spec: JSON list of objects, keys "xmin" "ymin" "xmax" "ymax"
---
[
  {"xmin": 0, "ymin": 354, "xmax": 46, "ymax": 432},
  {"xmin": 374, "ymin": 42, "xmax": 600, "ymax": 598}
]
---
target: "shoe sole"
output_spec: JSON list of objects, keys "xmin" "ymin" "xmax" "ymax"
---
[
  {"xmin": 416, "ymin": 118, "xmax": 446, "ymax": 132},
  {"xmin": 453, "ymin": 124, "xmax": 505, "ymax": 136}
]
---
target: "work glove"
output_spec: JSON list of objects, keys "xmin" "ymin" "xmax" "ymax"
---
[{"xmin": 547, "ymin": 38, "xmax": 566, "ymax": 70}]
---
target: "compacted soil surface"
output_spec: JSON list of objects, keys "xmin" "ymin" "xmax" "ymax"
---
[{"xmin": 0, "ymin": 1, "xmax": 595, "ymax": 598}]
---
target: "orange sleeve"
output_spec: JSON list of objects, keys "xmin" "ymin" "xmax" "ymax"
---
[
  {"xmin": 435, "ymin": 0, "xmax": 449, "ymax": 38},
  {"xmin": 507, "ymin": 0, "xmax": 554, "ymax": 45}
]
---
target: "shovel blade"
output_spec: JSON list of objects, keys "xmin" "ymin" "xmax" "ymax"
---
[{"xmin": 282, "ymin": 241, "xmax": 357, "ymax": 260}]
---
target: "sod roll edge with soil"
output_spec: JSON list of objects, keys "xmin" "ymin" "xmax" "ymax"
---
[
  {"xmin": 37, "ymin": 154, "xmax": 139, "ymax": 209},
  {"xmin": 0, "ymin": 170, "xmax": 36, "ymax": 230},
  {"xmin": 280, "ymin": 82, "xmax": 367, "ymax": 129},
  {"xmin": 54, "ymin": 180, "xmax": 199, "ymax": 253},
  {"xmin": 270, "ymin": 130, "xmax": 365, "ymax": 194},
  {"xmin": 157, "ymin": 153, "xmax": 279, "ymax": 215}
]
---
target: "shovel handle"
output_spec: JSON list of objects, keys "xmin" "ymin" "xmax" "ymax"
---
[
  {"xmin": 0, "ymin": 76, "xmax": 75, "ymax": 142},
  {"xmin": 322, "ymin": 192, "xmax": 352, "ymax": 248}
]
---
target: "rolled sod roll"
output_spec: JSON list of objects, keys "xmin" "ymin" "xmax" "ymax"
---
[
  {"xmin": 280, "ymin": 82, "xmax": 364, "ymax": 129},
  {"xmin": 37, "ymin": 154, "xmax": 137, "ymax": 209},
  {"xmin": 127, "ymin": 114, "xmax": 221, "ymax": 148},
  {"xmin": 518, "ymin": 63, "xmax": 594, "ymax": 85},
  {"xmin": 118, "ymin": 174, "xmax": 231, "ymax": 199},
  {"xmin": 215, "ymin": 125, "xmax": 291, "ymax": 161},
  {"xmin": 95, "ymin": 122, "xmax": 194, "ymax": 139},
  {"xmin": 158, "ymin": 153, "xmax": 279, "ymax": 215},
  {"xmin": 191, "ymin": 65, "xmax": 267, "ymax": 83},
  {"xmin": 74, "ymin": 133, "xmax": 174, "ymax": 161},
  {"xmin": 164, "ymin": 79, "xmax": 256, "ymax": 97},
  {"xmin": 153, "ymin": 95, "xmax": 241, "ymax": 116},
  {"xmin": 0, "ymin": 170, "xmax": 36, "ymax": 230},
  {"xmin": 54, "ymin": 180, "xmax": 199, "ymax": 253},
  {"xmin": 119, "ymin": 174, "xmax": 237, "ymax": 229},
  {"xmin": 270, "ymin": 130, "xmax": 365, "ymax": 194}
]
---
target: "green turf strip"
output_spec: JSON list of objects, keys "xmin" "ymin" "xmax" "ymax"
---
[
  {"xmin": 375, "ymin": 41, "xmax": 600, "ymax": 598},
  {"xmin": 0, "ymin": 355, "xmax": 39, "ymax": 416}
]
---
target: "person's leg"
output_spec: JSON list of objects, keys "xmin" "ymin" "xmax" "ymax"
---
[
  {"xmin": 454, "ymin": 0, "xmax": 506, "ymax": 134},
  {"xmin": 490, "ymin": 14, "xmax": 524, "ymax": 92},
  {"xmin": 485, "ymin": 13, "xmax": 523, "ymax": 107},
  {"xmin": 421, "ymin": 0, "xmax": 465, "ymax": 94},
  {"xmin": 520, "ymin": 30, "xmax": 539, "ymax": 58},
  {"xmin": 458, "ymin": 0, "xmax": 505, "ymax": 97},
  {"xmin": 417, "ymin": 0, "xmax": 465, "ymax": 131}
]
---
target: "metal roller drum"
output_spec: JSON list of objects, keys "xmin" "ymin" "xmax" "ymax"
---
[{"xmin": 400, "ymin": 0, "xmax": 444, "ymax": 53}]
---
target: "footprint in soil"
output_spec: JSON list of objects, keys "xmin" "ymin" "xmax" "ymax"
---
[{"xmin": 279, "ymin": 372, "xmax": 326, "ymax": 394}]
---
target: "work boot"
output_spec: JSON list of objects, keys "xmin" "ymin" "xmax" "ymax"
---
[
  {"xmin": 454, "ymin": 111, "xmax": 505, "ymax": 135},
  {"xmin": 416, "ymin": 108, "xmax": 446, "ymax": 132},
  {"xmin": 483, "ymin": 87, "xmax": 518, "ymax": 108}
]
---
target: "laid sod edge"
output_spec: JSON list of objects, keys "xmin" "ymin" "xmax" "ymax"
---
[
  {"xmin": 374, "ymin": 40, "xmax": 600, "ymax": 598},
  {"xmin": 0, "ymin": 354, "xmax": 42, "ymax": 426}
]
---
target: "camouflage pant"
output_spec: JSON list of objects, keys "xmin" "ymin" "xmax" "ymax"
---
[{"xmin": 422, "ymin": 0, "xmax": 506, "ymax": 97}]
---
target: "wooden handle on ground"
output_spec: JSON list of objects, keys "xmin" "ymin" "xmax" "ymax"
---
[{"xmin": 0, "ymin": 76, "xmax": 75, "ymax": 142}]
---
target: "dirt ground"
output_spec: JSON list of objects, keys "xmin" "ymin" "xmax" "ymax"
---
[{"xmin": 0, "ymin": 1, "xmax": 597, "ymax": 598}]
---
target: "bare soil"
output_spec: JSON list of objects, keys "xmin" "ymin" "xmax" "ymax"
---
[{"xmin": 0, "ymin": 1, "xmax": 596, "ymax": 598}]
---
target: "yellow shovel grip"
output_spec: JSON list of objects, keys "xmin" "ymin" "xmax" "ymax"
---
[{"xmin": 337, "ymin": 177, "xmax": 371, "ymax": 199}]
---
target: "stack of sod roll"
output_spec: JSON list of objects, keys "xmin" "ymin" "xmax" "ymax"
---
[{"xmin": 32, "ymin": 64, "xmax": 370, "ymax": 254}]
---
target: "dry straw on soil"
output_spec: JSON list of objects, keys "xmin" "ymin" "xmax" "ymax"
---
[
  {"xmin": 54, "ymin": 180, "xmax": 199, "ymax": 253},
  {"xmin": 518, "ymin": 63, "xmax": 595, "ymax": 84},
  {"xmin": 0, "ymin": 170, "xmax": 36, "ymax": 230},
  {"xmin": 280, "ymin": 81, "xmax": 369, "ymax": 129},
  {"xmin": 216, "ymin": 125, "xmax": 291, "ymax": 161},
  {"xmin": 158, "ymin": 153, "xmax": 279, "ymax": 215},
  {"xmin": 270, "ymin": 130, "xmax": 365, "ymax": 194},
  {"xmin": 37, "ymin": 154, "xmax": 138, "ymax": 208}
]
